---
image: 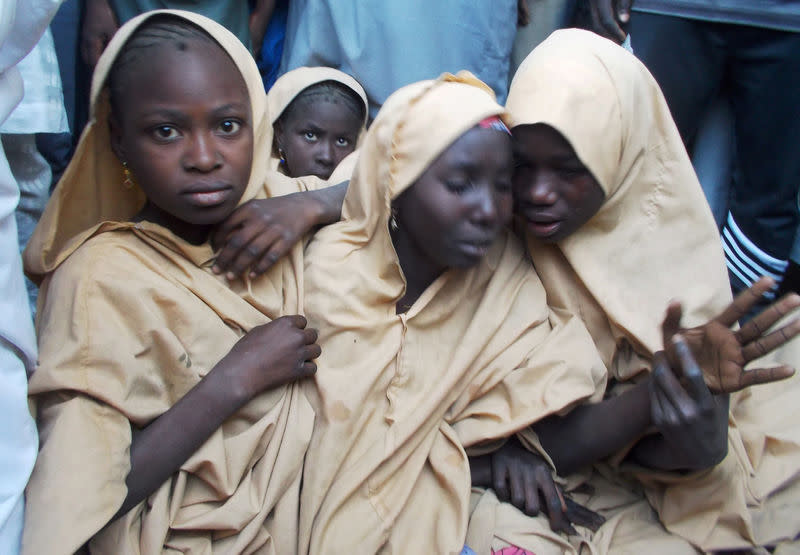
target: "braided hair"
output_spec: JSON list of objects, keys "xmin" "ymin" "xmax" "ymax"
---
[
  {"xmin": 107, "ymin": 14, "xmax": 221, "ymax": 119},
  {"xmin": 277, "ymin": 80, "xmax": 366, "ymax": 126}
]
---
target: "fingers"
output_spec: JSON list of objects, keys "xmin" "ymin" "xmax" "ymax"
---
[
  {"xmin": 508, "ymin": 465, "xmax": 526, "ymax": 510},
  {"xmin": 716, "ymin": 276, "xmax": 775, "ymax": 327},
  {"xmin": 738, "ymin": 365, "xmax": 795, "ymax": 389},
  {"xmin": 671, "ymin": 336, "xmax": 713, "ymax": 407},
  {"xmin": 493, "ymin": 461, "xmax": 510, "ymax": 503},
  {"xmin": 652, "ymin": 351, "xmax": 702, "ymax": 419},
  {"xmin": 736, "ymin": 292, "xmax": 800, "ymax": 345},
  {"xmin": 536, "ymin": 471, "xmax": 572, "ymax": 534},
  {"xmin": 210, "ymin": 204, "xmax": 251, "ymax": 249},
  {"xmin": 590, "ymin": 0, "xmax": 627, "ymax": 42},
  {"xmin": 522, "ymin": 471, "xmax": 541, "ymax": 516},
  {"xmin": 742, "ymin": 315, "xmax": 800, "ymax": 362},
  {"xmin": 661, "ymin": 300, "xmax": 683, "ymax": 345},
  {"xmin": 286, "ymin": 314, "xmax": 308, "ymax": 329},
  {"xmin": 299, "ymin": 360, "xmax": 317, "ymax": 377},
  {"xmin": 565, "ymin": 498, "xmax": 606, "ymax": 533}
]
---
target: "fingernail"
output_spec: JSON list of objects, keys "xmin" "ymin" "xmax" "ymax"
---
[
  {"xmin": 619, "ymin": 12, "xmax": 630, "ymax": 22},
  {"xmin": 226, "ymin": 272, "xmax": 235, "ymax": 281},
  {"xmin": 249, "ymin": 272, "xmax": 257, "ymax": 279},
  {"xmin": 212, "ymin": 265, "xmax": 220, "ymax": 274}
]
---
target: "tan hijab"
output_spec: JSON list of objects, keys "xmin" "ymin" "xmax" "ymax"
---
[
  {"xmin": 267, "ymin": 66, "xmax": 368, "ymax": 173},
  {"xmin": 506, "ymin": 29, "xmax": 732, "ymax": 378},
  {"xmin": 23, "ymin": 11, "xmax": 315, "ymax": 554},
  {"xmin": 299, "ymin": 73, "xmax": 606, "ymax": 553}
]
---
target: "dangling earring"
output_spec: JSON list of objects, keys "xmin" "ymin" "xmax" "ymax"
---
[
  {"xmin": 278, "ymin": 148, "xmax": 287, "ymax": 166},
  {"xmin": 390, "ymin": 206, "xmax": 399, "ymax": 232},
  {"xmin": 122, "ymin": 161, "xmax": 134, "ymax": 189}
]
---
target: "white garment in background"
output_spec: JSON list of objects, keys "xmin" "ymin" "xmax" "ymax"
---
[{"xmin": 0, "ymin": 1, "xmax": 63, "ymax": 553}]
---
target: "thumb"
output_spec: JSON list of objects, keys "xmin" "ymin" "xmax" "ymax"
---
[{"xmin": 662, "ymin": 300, "xmax": 683, "ymax": 345}]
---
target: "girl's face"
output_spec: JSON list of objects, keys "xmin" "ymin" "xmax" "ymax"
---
[
  {"xmin": 512, "ymin": 124, "xmax": 605, "ymax": 243},
  {"xmin": 275, "ymin": 97, "xmax": 362, "ymax": 180},
  {"xmin": 394, "ymin": 126, "xmax": 514, "ymax": 271},
  {"xmin": 110, "ymin": 38, "xmax": 253, "ymax": 239}
]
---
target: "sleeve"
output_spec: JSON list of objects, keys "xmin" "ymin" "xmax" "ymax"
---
[{"xmin": 450, "ymin": 307, "xmax": 608, "ymax": 464}]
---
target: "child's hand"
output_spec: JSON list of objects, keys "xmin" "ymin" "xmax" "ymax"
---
[
  {"xmin": 217, "ymin": 315, "xmax": 320, "ymax": 402},
  {"xmin": 211, "ymin": 193, "xmax": 323, "ymax": 280},
  {"xmin": 661, "ymin": 277, "xmax": 800, "ymax": 394},
  {"xmin": 478, "ymin": 439, "xmax": 605, "ymax": 534},
  {"xmin": 649, "ymin": 342, "xmax": 729, "ymax": 469}
]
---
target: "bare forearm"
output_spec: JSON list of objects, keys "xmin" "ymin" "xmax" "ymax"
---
[
  {"xmin": 310, "ymin": 181, "xmax": 348, "ymax": 226},
  {"xmin": 533, "ymin": 380, "xmax": 652, "ymax": 475},
  {"xmin": 113, "ymin": 364, "xmax": 245, "ymax": 520}
]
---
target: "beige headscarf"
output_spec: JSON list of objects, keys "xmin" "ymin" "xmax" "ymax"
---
[
  {"xmin": 299, "ymin": 73, "xmax": 606, "ymax": 553},
  {"xmin": 23, "ymin": 10, "xmax": 315, "ymax": 554},
  {"xmin": 267, "ymin": 66, "xmax": 368, "ymax": 173},
  {"xmin": 505, "ymin": 30, "xmax": 756, "ymax": 552},
  {"xmin": 506, "ymin": 29, "xmax": 732, "ymax": 378}
]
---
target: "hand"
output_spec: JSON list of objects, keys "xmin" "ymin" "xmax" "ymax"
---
[
  {"xmin": 211, "ymin": 193, "xmax": 323, "ymax": 280},
  {"xmin": 661, "ymin": 277, "xmax": 800, "ymax": 393},
  {"xmin": 218, "ymin": 315, "xmax": 320, "ymax": 402},
  {"xmin": 81, "ymin": 0, "xmax": 119, "ymax": 67},
  {"xmin": 489, "ymin": 439, "xmax": 605, "ymax": 534},
  {"xmin": 585, "ymin": 0, "xmax": 633, "ymax": 43},
  {"xmin": 649, "ymin": 340, "xmax": 728, "ymax": 469}
]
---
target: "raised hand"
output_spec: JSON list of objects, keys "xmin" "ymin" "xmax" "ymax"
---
[
  {"xmin": 649, "ymin": 339, "xmax": 729, "ymax": 469},
  {"xmin": 217, "ymin": 315, "xmax": 320, "ymax": 402},
  {"xmin": 661, "ymin": 277, "xmax": 800, "ymax": 393},
  {"xmin": 476, "ymin": 438, "xmax": 605, "ymax": 534}
]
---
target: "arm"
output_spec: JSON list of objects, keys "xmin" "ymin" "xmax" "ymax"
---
[
  {"xmin": 533, "ymin": 380, "xmax": 652, "ymax": 476},
  {"xmin": 113, "ymin": 315, "xmax": 320, "ymax": 519},
  {"xmin": 249, "ymin": 0, "xmax": 277, "ymax": 58},
  {"xmin": 211, "ymin": 181, "xmax": 348, "ymax": 279}
]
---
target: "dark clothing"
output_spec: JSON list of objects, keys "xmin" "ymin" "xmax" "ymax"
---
[
  {"xmin": 631, "ymin": 11, "xmax": 800, "ymax": 295},
  {"xmin": 634, "ymin": 0, "xmax": 800, "ymax": 32}
]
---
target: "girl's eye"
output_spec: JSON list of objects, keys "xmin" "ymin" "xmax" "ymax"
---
[
  {"xmin": 303, "ymin": 131, "xmax": 318, "ymax": 141},
  {"xmin": 335, "ymin": 137, "xmax": 351, "ymax": 147},
  {"xmin": 218, "ymin": 119, "xmax": 241, "ymax": 135},
  {"xmin": 153, "ymin": 125, "xmax": 179, "ymax": 140},
  {"xmin": 445, "ymin": 180, "xmax": 471, "ymax": 195}
]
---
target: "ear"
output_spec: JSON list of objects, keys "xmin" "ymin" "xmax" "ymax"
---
[
  {"xmin": 273, "ymin": 121, "xmax": 284, "ymax": 154},
  {"xmin": 109, "ymin": 113, "xmax": 126, "ymax": 163}
]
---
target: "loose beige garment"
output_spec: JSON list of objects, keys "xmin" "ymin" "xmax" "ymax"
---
[
  {"xmin": 267, "ymin": 66, "xmax": 368, "ymax": 173},
  {"xmin": 485, "ymin": 28, "xmax": 759, "ymax": 552},
  {"xmin": 22, "ymin": 10, "xmax": 318, "ymax": 554},
  {"xmin": 299, "ymin": 73, "xmax": 607, "ymax": 554}
]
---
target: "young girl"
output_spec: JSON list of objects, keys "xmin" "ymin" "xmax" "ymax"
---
[
  {"xmin": 22, "ymin": 11, "xmax": 323, "ymax": 554},
  {"xmin": 268, "ymin": 66, "xmax": 368, "ymax": 180},
  {"xmin": 297, "ymin": 72, "xmax": 609, "ymax": 553},
  {"xmin": 467, "ymin": 29, "xmax": 799, "ymax": 553}
]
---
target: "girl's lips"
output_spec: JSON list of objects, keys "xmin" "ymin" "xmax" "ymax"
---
[
  {"xmin": 184, "ymin": 188, "xmax": 232, "ymax": 207},
  {"xmin": 526, "ymin": 219, "xmax": 562, "ymax": 237}
]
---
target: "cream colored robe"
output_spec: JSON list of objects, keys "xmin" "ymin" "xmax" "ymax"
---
[
  {"xmin": 299, "ymin": 73, "xmax": 607, "ymax": 554},
  {"xmin": 466, "ymin": 28, "xmax": 764, "ymax": 553},
  {"xmin": 267, "ymin": 66, "xmax": 368, "ymax": 174},
  {"xmin": 22, "ymin": 11, "xmax": 317, "ymax": 554}
]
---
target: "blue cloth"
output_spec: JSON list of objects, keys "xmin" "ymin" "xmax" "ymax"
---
[
  {"xmin": 633, "ymin": 0, "xmax": 800, "ymax": 32},
  {"xmin": 257, "ymin": 0, "xmax": 288, "ymax": 90},
  {"xmin": 279, "ymin": 0, "xmax": 517, "ymax": 119}
]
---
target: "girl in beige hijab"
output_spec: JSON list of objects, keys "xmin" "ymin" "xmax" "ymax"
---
[
  {"xmin": 268, "ymin": 66, "xmax": 368, "ymax": 180},
  {"xmin": 298, "ymin": 72, "xmax": 609, "ymax": 553},
  {"xmin": 473, "ymin": 28, "xmax": 800, "ymax": 553},
  {"xmin": 22, "ymin": 11, "xmax": 323, "ymax": 554}
]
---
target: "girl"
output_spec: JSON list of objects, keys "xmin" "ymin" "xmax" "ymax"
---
[
  {"xmin": 297, "ymin": 72, "xmax": 609, "ymax": 553},
  {"xmin": 22, "ymin": 11, "xmax": 323, "ymax": 554},
  {"xmin": 468, "ymin": 29, "xmax": 799, "ymax": 553},
  {"xmin": 268, "ymin": 66, "xmax": 368, "ymax": 180}
]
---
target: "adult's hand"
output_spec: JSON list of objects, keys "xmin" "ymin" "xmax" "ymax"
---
[{"xmin": 585, "ymin": 0, "xmax": 633, "ymax": 43}]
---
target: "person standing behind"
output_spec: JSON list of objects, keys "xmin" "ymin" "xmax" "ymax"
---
[
  {"xmin": 629, "ymin": 1, "xmax": 800, "ymax": 303},
  {"xmin": 0, "ymin": 1, "xmax": 64, "ymax": 552}
]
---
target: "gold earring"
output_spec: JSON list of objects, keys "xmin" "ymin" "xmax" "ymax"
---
[
  {"xmin": 390, "ymin": 206, "xmax": 399, "ymax": 232},
  {"xmin": 122, "ymin": 162, "xmax": 134, "ymax": 189}
]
